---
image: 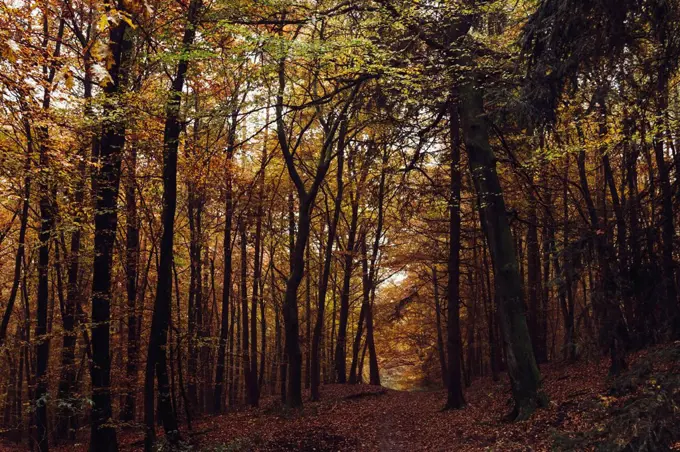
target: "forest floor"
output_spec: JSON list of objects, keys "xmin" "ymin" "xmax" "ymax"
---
[{"xmin": 5, "ymin": 342, "xmax": 680, "ymax": 451}]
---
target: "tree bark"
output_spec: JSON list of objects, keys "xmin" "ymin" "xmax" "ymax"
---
[
  {"xmin": 144, "ymin": 1, "xmax": 200, "ymax": 449},
  {"xmin": 89, "ymin": 8, "xmax": 126, "ymax": 451},
  {"xmin": 122, "ymin": 140, "xmax": 140, "ymax": 423},
  {"xmin": 433, "ymin": 266, "xmax": 448, "ymax": 387},
  {"xmin": 275, "ymin": 53, "xmax": 360, "ymax": 406},
  {"xmin": 214, "ymin": 111, "xmax": 236, "ymax": 413},
  {"xmin": 458, "ymin": 82, "xmax": 543, "ymax": 420},
  {"xmin": 445, "ymin": 101, "xmax": 465, "ymax": 408},
  {"xmin": 240, "ymin": 219, "xmax": 257, "ymax": 406},
  {"xmin": 311, "ymin": 120, "xmax": 346, "ymax": 400}
]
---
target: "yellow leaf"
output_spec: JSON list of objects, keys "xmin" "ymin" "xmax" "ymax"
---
[
  {"xmin": 120, "ymin": 12, "xmax": 137, "ymax": 29},
  {"xmin": 97, "ymin": 14, "xmax": 109, "ymax": 32}
]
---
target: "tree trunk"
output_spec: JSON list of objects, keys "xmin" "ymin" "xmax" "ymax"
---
[
  {"xmin": 0, "ymin": 120, "xmax": 31, "ymax": 347},
  {"xmin": 334, "ymin": 197, "xmax": 359, "ymax": 384},
  {"xmin": 122, "ymin": 141, "xmax": 140, "ymax": 423},
  {"xmin": 445, "ymin": 101, "xmax": 465, "ymax": 408},
  {"xmin": 89, "ymin": 10, "xmax": 127, "ymax": 451},
  {"xmin": 144, "ymin": 2, "xmax": 200, "ymax": 449},
  {"xmin": 240, "ymin": 219, "xmax": 257, "ymax": 407},
  {"xmin": 458, "ymin": 82, "xmax": 543, "ymax": 420},
  {"xmin": 433, "ymin": 266, "xmax": 448, "ymax": 387},
  {"xmin": 526, "ymin": 179, "xmax": 546, "ymax": 363},
  {"xmin": 653, "ymin": 73, "xmax": 679, "ymax": 336},
  {"xmin": 275, "ymin": 55, "xmax": 359, "ymax": 406},
  {"xmin": 311, "ymin": 120, "xmax": 346, "ymax": 400},
  {"xmin": 214, "ymin": 112, "xmax": 236, "ymax": 412}
]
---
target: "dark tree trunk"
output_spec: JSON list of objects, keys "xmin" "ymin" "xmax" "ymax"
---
[
  {"xmin": 348, "ymin": 287, "xmax": 367, "ymax": 384},
  {"xmin": 329, "ymin": 267, "xmax": 338, "ymax": 383},
  {"xmin": 305, "ymin": 241, "xmax": 311, "ymax": 390},
  {"xmin": 459, "ymin": 82, "xmax": 543, "ymax": 420},
  {"xmin": 122, "ymin": 141, "xmax": 140, "ymax": 423},
  {"xmin": 653, "ymin": 74, "xmax": 679, "ymax": 336},
  {"xmin": 57, "ymin": 61, "xmax": 94, "ymax": 439},
  {"xmin": 445, "ymin": 101, "xmax": 465, "ymax": 409},
  {"xmin": 275, "ymin": 55, "xmax": 359, "ymax": 406},
  {"xmin": 526, "ymin": 180, "xmax": 546, "ymax": 363},
  {"xmin": 311, "ymin": 120, "xmax": 346, "ymax": 400},
  {"xmin": 214, "ymin": 112, "xmax": 236, "ymax": 413},
  {"xmin": 250, "ymin": 140, "xmax": 266, "ymax": 403},
  {"xmin": 144, "ymin": 2, "xmax": 200, "ymax": 449},
  {"xmin": 187, "ymin": 176, "xmax": 202, "ymax": 413},
  {"xmin": 89, "ymin": 9, "xmax": 127, "ymax": 451},
  {"xmin": 433, "ymin": 266, "xmax": 448, "ymax": 387},
  {"xmin": 364, "ymin": 149, "xmax": 386, "ymax": 388},
  {"xmin": 334, "ymin": 197, "xmax": 359, "ymax": 384},
  {"xmin": 36, "ymin": 145, "xmax": 52, "ymax": 452},
  {"xmin": 0, "ymin": 121, "xmax": 31, "ymax": 347}
]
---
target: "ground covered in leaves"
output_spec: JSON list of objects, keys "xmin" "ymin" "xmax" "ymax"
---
[{"xmin": 6, "ymin": 343, "xmax": 680, "ymax": 451}]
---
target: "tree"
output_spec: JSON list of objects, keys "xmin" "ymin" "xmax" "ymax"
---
[{"xmin": 144, "ymin": 0, "xmax": 201, "ymax": 448}]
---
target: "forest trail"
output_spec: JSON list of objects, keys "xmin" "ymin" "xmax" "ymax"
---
[
  {"xmin": 163, "ymin": 358, "xmax": 611, "ymax": 451},
  {"xmin": 170, "ymin": 345, "xmax": 679, "ymax": 451},
  {"xmin": 12, "ymin": 343, "xmax": 677, "ymax": 451}
]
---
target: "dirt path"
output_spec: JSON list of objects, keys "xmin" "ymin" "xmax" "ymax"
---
[
  {"xmin": 185, "ymin": 360, "xmax": 610, "ymax": 451},
  {"xmin": 31, "ymin": 358, "xmax": 616, "ymax": 452}
]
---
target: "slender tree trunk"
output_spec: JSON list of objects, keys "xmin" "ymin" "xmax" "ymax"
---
[
  {"xmin": 445, "ymin": 101, "xmax": 465, "ymax": 408},
  {"xmin": 329, "ymin": 267, "xmax": 337, "ymax": 383},
  {"xmin": 250, "ymin": 137, "xmax": 267, "ymax": 404},
  {"xmin": 144, "ymin": 2, "xmax": 200, "ymax": 449},
  {"xmin": 0, "ymin": 122, "xmax": 31, "ymax": 347},
  {"xmin": 335, "ymin": 199, "xmax": 359, "ymax": 384},
  {"xmin": 305, "ymin": 241, "xmax": 311, "ymax": 389},
  {"xmin": 187, "ymin": 180, "xmax": 201, "ymax": 412},
  {"xmin": 433, "ymin": 266, "xmax": 448, "ymax": 387},
  {"xmin": 364, "ymin": 148, "xmax": 386, "ymax": 387},
  {"xmin": 348, "ymin": 236, "xmax": 369, "ymax": 384},
  {"xmin": 311, "ymin": 121, "xmax": 346, "ymax": 400},
  {"xmin": 526, "ymin": 178, "xmax": 546, "ymax": 363},
  {"xmin": 240, "ymin": 219, "xmax": 257, "ymax": 407},
  {"xmin": 653, "ymin": 74, "xmax": 679, "ymax": 336},
  {"xmin": 214, "ymin": 113, "xmax": 236, "ymax": 412},
  {"xmin": 122, "ymin": 141, "xmax": 140, "ymax": 423}
]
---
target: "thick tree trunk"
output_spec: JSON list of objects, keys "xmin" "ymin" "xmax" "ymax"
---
[
  {"xmin": 282, "ymin": 202, "xmax": 311, "ymax": 406},
  {"xmin": 89, "ymin": 10, "xmax": 127, "ymax": 451},
  {"xmin": 458, "ymin": 82, "xmax": 543, "ymax": 420}
]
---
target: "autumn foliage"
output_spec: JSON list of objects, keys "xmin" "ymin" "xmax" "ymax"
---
[{"xmin": 1, "ymin": 0, "xmax": 680, "ymax": 451}]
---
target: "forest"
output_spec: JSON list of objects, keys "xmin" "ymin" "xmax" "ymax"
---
[{"xmin": 1, "ymin": 0, "xmax": 680, "ymax": 450}]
